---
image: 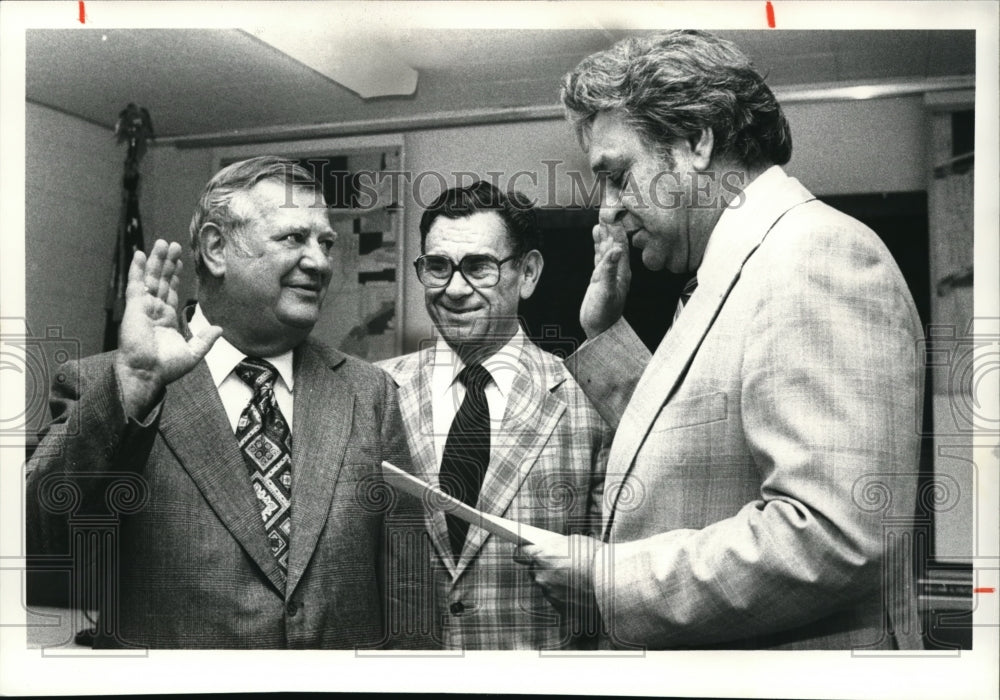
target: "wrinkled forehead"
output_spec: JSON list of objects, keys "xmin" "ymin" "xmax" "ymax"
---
[
  {"xmin": 587, "ymin": 112, "xmax": 667, "ymax": 172},
  {"xmin": 232, "ymin": 180, "xmax": 326, "ymax": 220},
  {"xmin": 425, "ymin": 211, "xmax": 513, "ymax": 256}
]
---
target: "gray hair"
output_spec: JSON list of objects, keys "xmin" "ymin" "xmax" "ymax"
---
[
  {"xmin": 188, "ymin": 156, "xmax": 324, "ymax": 278},
  {"xmin": 560, "ymin": 30, "xmax": 792, "ymax": 168}
]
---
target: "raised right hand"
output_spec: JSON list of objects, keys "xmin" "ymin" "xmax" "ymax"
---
[
  {"xmin": 579, "ymin": 217, "xmax": 632, "ymax": 339},
  {"xmin": 114, "ymin": 239, "xmax": 222, "ymax": 419}
]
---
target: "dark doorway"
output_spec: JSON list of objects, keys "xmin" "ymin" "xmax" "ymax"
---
[{"xmin": 521, "ymin": 207, "xmax": 687, "ymax": 357}]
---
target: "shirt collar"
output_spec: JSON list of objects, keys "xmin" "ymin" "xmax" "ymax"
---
[
  {"xmin": 189, "ymin": 304, "xmax": 295, "ymax": 392},
  {"xmin": 431, "ymin": 326, "xmax": 525, "ymax": 399},
  {"xmin": 698, "ymin": 165, "xmax": 787, "ymax": 288}
]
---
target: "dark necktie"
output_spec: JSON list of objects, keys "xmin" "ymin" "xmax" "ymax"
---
[
  {"xmin": 234, "ymin": 358, "xmax": 293, "ymax": 579},
  {"xmin": 438, "ymin": 363, "xmax": 492, "ymax": 560},
  {"xmin": 672, "ymin": 275, "xmax": 699, "ymax": 325}
]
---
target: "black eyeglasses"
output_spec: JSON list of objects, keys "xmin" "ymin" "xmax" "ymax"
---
[{"xmin": 414, "ymin": 254, "xmax": 519, "ymax": 289}]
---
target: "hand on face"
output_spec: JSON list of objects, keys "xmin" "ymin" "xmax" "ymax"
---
[
  {"xmin": 586, "ymin": 112, "xmax": 718, "ymax": 277},
  {"xmin": 579, "ymin": 212, "xmax": 632, "ymax": 339},
  {"xmin": 115, "ymin": 239, "xmax": 223, "ymax": 419}
]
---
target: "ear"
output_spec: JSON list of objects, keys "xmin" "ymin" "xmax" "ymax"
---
[
  {"xmin": 690, "ymin": 128, "xmax": 714, "ymax": 171},
  {"xmin": 517, "ymin": 249, "xmax": 544, "ymax": 300},
  {"xmin": 199, "ymin": 223, "xmax": 228, "ymax": 278}
]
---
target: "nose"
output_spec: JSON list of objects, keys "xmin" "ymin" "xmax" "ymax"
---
[
  {"xmin": 442, "ymin": 268, "xmax": 474, "ymax": 298},
  {"xmin": 299, "ymin": 237, "xmax": 333, "ymax": 277}
]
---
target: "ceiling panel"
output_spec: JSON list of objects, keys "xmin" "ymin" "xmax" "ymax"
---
[
  {"xmin": 421, "ymin": 53, "xmax": 584, "ymax": 86},
  {"xmin": 756, "ymin": 54, "xmax": 841, "ymax": 87},
  {"xmin": 831, "ymin": 29, "xmax": 929, "ymax": 54},
  {"xmin": 390, "ymin": 28, "xmax": 615, "ymax": 69},
  {"xmin": 25, "ymin": 28, "xmax": 977, "ymax": 140},
  {"xmin": 927, "ymin": 31, "xmax": 978, "ymax": 76},
  {"xmin": 27, "ymin": 29, "xmax": 359, "ymax": 134},
  {"xmin": 719, "ymin": 29, "xmax": 838, "ymax": 58}
]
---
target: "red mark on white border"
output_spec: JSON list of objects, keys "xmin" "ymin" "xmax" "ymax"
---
[
  {"xmin": 79, "ymin": 1, "xmax": 86, "ymax": 24},
  {"xmin": 766, "ymin": 1, "xmax": 775, "ymax": 28}
]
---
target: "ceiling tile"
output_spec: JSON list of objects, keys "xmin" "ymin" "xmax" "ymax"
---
[
  {"xmin": 390, "ymin": 29, "xmax": 611, "ymax": 69},
  {"xmin": 831, "ymin": 30, "xmax": 928, "ymax": 54},
  {"xmin": 926, "ymin": 30, "xmax": 977, "ymax": 76},
  {"xmin": 24, "ymin": 27, "xmax": 977, "ymax": 140},
  {"xmin": 719, "ymin": 30, "xmax": 838, "ymax": 58},
  {"xmin": 757, "ymin": 54, "xmax": 840, "ymax": 86},
  {"xmin": 422, "ymin": 53, "xmax": 585, "ymax": 85}
]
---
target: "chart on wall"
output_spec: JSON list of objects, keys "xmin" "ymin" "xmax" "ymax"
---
[{"xmin": 217, "ymin": 139, "xmax": 403, "ymax": 361}]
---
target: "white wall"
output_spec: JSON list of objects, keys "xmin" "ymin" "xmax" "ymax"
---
[
  {"xmin": 25, "ymin": 103, "xmax": 123, "ymax": 358},
  {"xmin": 783, "ymin": 95, "xmax": 928, "ymax": 195},
  {"xmin": 23, "ymin": 104, "xmax": 222, "ymax": 360}
]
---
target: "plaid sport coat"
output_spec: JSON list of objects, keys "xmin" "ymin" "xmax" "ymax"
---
[
  {"xmin": 379, "ymin": 338, "xmax": 612, "ymax": 649},
  {"xmin": 568, "ymin": 167, "xmax": 924, "ymax": 650}
]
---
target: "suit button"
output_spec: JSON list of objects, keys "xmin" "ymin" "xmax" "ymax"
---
[
  {"xmin": 287, "ymin": 601, "xmax": 300, "ymax": 617},
  {"xmin": 449, "ymin": 602, "xmax": 464, "ymax": 615}
]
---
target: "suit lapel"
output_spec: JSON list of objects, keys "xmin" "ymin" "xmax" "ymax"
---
[
  {"xmin": 602, "ymin": 171, "xmax": 816, "ymax": 536},
  {"xmin": 393, "ymin": 351, "xmax": 439, "ymax": 484},
  {"xmin": 392, "ymin": 350, "xmax": 457, "ymax": 577},
  {"xmin": 284, "ymin": 342, "xmax": 353, "ymax": 596},
  {"xmin": 158, "ymin": 362, "xmax": 286, "ymax": 592},
  {"xmin": 455, "ymin": 343, "xmax": 566, "ymax": 577}
]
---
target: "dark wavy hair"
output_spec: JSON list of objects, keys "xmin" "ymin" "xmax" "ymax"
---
[
  {"xmin": 419, "ymin": 180, "xmax": 540, "ymax": 257},
  {"xmin": 560, "ymin": 30, "xmax": 792, "ymax": 168}
]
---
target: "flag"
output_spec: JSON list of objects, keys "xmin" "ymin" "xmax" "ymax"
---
[{"xmin": 103, "ymin": 104, "xmax": 153, "ymax": 351}]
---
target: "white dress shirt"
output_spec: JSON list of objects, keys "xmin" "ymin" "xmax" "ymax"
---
[
  {"xmin": 429, "ymin": 328, "xmax": 525, "ymax": 467},
  {"xmin": 189, "ymin": 305, "xmax": 295, "ymax": 432}
]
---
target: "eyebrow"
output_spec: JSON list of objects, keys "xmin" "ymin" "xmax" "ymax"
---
[
  {"xmin": 275, "ymin": 225, "xmax": 334, "ymax": 237},
  {"xmin": 275, "ymin": 226, "xmax": 310, "ymax": 236}
]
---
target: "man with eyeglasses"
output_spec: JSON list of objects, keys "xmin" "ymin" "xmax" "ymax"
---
[{"xmin": 378, "ymin": 180, "xmax": 612, "ymax": 649}]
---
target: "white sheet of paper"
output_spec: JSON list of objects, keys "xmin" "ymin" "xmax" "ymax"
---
[{"xmin": 381, "ymin": 461, "xmax": 560, "ymax": 546}]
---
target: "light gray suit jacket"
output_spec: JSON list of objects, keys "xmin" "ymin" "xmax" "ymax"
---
[
  {"xmin": 26, "ymin": 338, "xmax": 431, "ymax": 649},
  {"xmin": 568, "ymin": 167, "xmax": 924, "ymax": 650}
]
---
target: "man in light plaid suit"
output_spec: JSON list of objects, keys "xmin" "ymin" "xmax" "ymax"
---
[
  {"xmin": 518, "ymin": 31, "xmax": 925, "ymax": 650},
  {"xmin": 378, "ymin": 181, "xmax": 612, "ymax": 649}
]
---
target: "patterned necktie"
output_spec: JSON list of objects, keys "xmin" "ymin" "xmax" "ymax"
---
[
  {"xmin": 438, "ymin": 363, "xmax": 492, "ymax": 560},
  {"xmin": 672, "ymin": 275, "xmax": 699, "ymax": 325},
  {"xmin": 234, "ymin": 358, "xmax": 292, "ymax": 579}
]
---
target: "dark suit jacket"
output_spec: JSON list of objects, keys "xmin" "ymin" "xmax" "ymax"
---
[{"xmin": 26, "ymin": 338, "xmax": 433, "ymax": 649}]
